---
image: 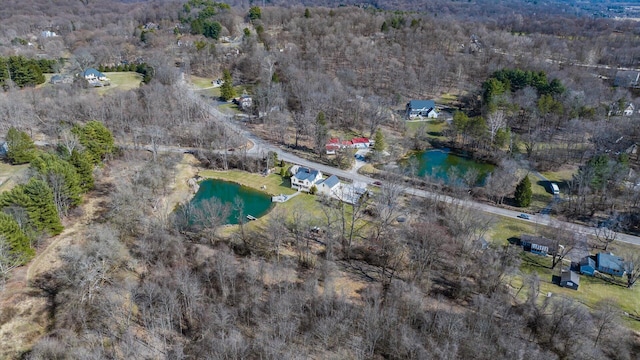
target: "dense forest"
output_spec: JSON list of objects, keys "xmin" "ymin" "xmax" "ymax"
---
[{"xmin": 0, "ymin": 0, "xmax": 639, "ymax": 359}]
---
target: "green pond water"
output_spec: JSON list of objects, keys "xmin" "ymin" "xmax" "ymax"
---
[
  {"xmin": 191, "ymin": 179, "xmax": 273, "ymax": 224},
  {"xmin": 405, "ymin": 148, "xmax": 495, "ymax": 186}
]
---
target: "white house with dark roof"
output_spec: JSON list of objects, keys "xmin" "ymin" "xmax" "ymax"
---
[
  {"xmin": 406, "ymin": 100, "xmax": 438, "ymax": 119},
  {"xmin": 82, "ymin": 68, "xmax": 108, "ymax": 81},
  {"xmin": 290, "ymin": 166, "xmax": 323, "ymax": 192},
  {"xmin": 317, "ymin": 175, "xmax": 341, "ymax": 196}
]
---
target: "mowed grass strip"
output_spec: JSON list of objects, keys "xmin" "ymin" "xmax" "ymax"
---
[{"xmin": 0, "ymin": 163, "xmax": 30, "ymax": 193}]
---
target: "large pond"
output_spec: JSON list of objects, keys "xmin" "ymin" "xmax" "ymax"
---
[
  {"xmin": 405, "ymin": 148, "xmax": 495, "ymax": 186},
  {"xmin": 190, "ymin": 179, "xmax": 273, "ymax": 224}
]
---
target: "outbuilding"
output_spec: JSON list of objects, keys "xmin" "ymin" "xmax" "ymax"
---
[{"xmin": 560, "ymin": 270, "xmax": 580, "ymax": 290}]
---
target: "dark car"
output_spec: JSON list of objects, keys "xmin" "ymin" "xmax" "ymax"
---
[
  {"xmin": 372, "ymin": 181, "xmax": 382, "ymax": 186},
  {"xmin": 517, "ymin": 213, "xmax": 530, "ymax": 220}
]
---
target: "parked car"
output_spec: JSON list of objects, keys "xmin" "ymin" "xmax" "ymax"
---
[
  {"xmin": 517, "ymin": 213, "xmax": 530, "ymax": 220},
  {"xmin": 372, "ymin": 181, "xmax": 382, "ymax": 186}
]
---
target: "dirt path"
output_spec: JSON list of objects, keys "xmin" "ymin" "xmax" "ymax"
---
[{"xmin": 0, "ymin": 154, "xmax": 200, "ymax": 359}]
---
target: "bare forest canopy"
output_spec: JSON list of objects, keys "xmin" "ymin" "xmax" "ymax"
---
[{"xmin": 2, "ymin": 1, "xmax": 640, "ymax": 359}]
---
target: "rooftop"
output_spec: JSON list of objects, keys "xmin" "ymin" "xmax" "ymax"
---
[
  {"xmin": 597, "ymin": 253, "xmax": 625, "ymax": 271},
  {"xmin": 408, "ymin": 100, "xmax": 436, "ymax": 109},
  {"xmin": 293, "ymin": 167, "xmax": 319, "ymax": 182}
]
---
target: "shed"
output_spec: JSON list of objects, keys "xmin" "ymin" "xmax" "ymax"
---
[
  {"xmin": 560, "ymin": 270, "xmax": 580, "ymax": 290},
  {"xmin": 579, "ymin": 256, "xmax": 596, "ymax": 276}
]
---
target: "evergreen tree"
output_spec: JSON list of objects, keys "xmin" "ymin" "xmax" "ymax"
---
[
  {"xmin": 21, "ymin": 178, "xmax": 63, "ymax": 235},
  {"xmin": 31, "ymin": 153, "xmax": 83, "ymax": 215},
  {"xmin": 314, "ymin": 111, "xmax": 328, "ymax": 156},
  {"xmin": 381, "ymin": 21, "xmax": 389, "ymax": 32},
  {"xmin": 220, "ymin": 69, "xmax": 236, "ymax": 101},
  {"xmin": 373, "ymin": 129, "xmax": 386, "ymax": 152},
  {"xmin": 6, "ymin": 127, "xmax": 37, "ymax": 164},
  {"xmin": 514, "ymin": 176, "xmax": 532, "ymax": 207},
  {"xmin": 69, "ymin": 149, "xmax": 95, "ymax": 192},
  {"xmin": 304, "ymin": 8, "xmax": 311, "ymax": 18},
  {"xmin": 0, "ymin": 212, "xmax": 34, "ymax": 262},
  {"xmin": 72, "ymin": 121, "xmax": 115, "ymax": 165},
  {"xmin": 248, "ymin": 6, "xmax": 262, "ymax": 21}
]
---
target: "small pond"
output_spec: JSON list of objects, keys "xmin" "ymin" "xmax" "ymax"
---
[
  {"xmin": 190, "ymin": 179, "xmax": 273, "ymax": 224},
  {"xmin": 404, "ymin": 148, "xmax": 495, "ymax": 186}
]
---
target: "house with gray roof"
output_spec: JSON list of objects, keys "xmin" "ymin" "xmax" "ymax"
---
[
  {"xmin": 82, "ymin": 68, "xmax": 108, "ymax": 81},
  {"xmin": 614, "ymin": 70, "xmax": 640, "ymax": 88},
  {"xmin": 317, "ymin": 175, "xmax": 341, "ymax": 196},
  {"xmin": 290, "ymin": 166, "xmax": 323, "ymax": 192},
  {"xmin": 406, "ymin": 100, "xmax": 438, "ymax": 119},
  {"xmin": 560, "ymin": 270, "xmax": 580, "ymax": 290}
]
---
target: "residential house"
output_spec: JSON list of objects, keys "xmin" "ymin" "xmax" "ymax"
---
[
  {"xmin": 520, "ymin": 234, "xmax": 558, "ymax": 257},
  {"xmin": 596, "ymin": 253, "xmax": 625, "ymax": 277},
  {"xmin": 82, "ymin": 68, "xmax": 108, "ymax": 81},
  {"xmin": 614, "ymin": 70, "xmax": 640, "ymax": 88},
  {"xmin": 317, "ymin": 175, "xmax": 341, "ymax": 196},
  {"xmin": 290, "ymin": 166, "xmax": 323, "ymax": 192},
  {"xmin": 624, "ymin": 103, "xmax": 635, "ymax": 116},
  {"xmin": 233, "ymin": 95, "xmax": 253, "ymax": 111},
  {"xmin": 40, "ymin": 30, "xmax": 58, "ymax": 38},
  {"xmin": 560, "ymin": 270, "xmax": 580, "ymax": 290},
  {"xmin": 352, "ymin": 137, "xmax": 371, "ymax": 149},
  {"xmin": 325, "ymin": 144, "xmax": 340, "ymax": 155},
  {"xmin": 406, "ymin": 100, "xmax": 438, "ymax": 119}
]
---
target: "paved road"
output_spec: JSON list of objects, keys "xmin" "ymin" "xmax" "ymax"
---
[{"xmin": 118, "ymin": 81, "xmax": 640, "ymax": 248}]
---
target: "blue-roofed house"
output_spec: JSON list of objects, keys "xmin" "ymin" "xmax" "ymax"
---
[
  {"xmin": 317, "ymin": 175, "xmax": 341, "ymax": 196},
  {"xmin": 596, "ymin": 253, "xmax": 625, "ymax": 277},
  {"xmin": 579, "ymin": 256, "xmax": 596, "ymax": 276},
  {"xmin": 290, "ymin": 166, "xmax": 323, "ymax": 192},
  {"xmin": 82, "ymin": 68, "xmax": 108, "ymax": 81},
  {"xmin": 406, "ymin": 100, "xmax": 438, "ymax": 119}
]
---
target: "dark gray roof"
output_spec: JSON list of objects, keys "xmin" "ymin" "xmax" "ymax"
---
[
  {"xmin": 614, "ymin": 70, "xmax": 640, "ymax": 87},
  {"xmin": 408, "ymin": 100, "xmax": 435, "ymax": 110},
  {"xmin": 293, "ymin": 167, "xmax": 319, "ymax": 182},
  {"xmin": 561, "ymin": 270, "xmax": 580, "ymax": 285},
  {"xmin": 82, "ymin": 68, "xmax": 105, "ymax": 78}
]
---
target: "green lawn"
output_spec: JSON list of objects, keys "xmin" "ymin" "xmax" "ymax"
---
[
  {"xmin": 437, "ymin": 93, "xmax": 458, "ymax": 105},
  {"xmin": 190, "ymin": 75, "xmax": 214, "ymax": 89},
  {"xmin": 404, "ymin": 120, "xmax": 448, "ymax": 139},
  {"xmin": 0, "ymin": 163, "xmax": 29, "ymax": 193},
  {"xmin": 511, "ymin": 252, "xmax": 640, "ymax": 331},
  {"xmin": 199, "ymin": 169, "xmax": 297, "ymax": 197},
  {"xmin": 528, "ymin": 174, "xmax": 554, "ymax": 213},
  {"xmin": 96, "ymin": 72, "xmax": 142, "ymax": 94},
  {"xmin": 490, "ymin": 216, "xmax": 640, "ymax": 331}
]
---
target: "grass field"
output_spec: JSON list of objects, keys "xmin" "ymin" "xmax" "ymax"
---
[
  {"xmin": 0, "ymin": 163, "xmax": 29, "ymax": 193},
  {"xmin": 96, "ymin": 72, "xmax": 142, "ymax": 94},
  {"xmin": 528, "ymin": 173, "xmax": 554, "ymax": 213},
  {"xmin": 404, "ymin": 120, "xmax": 448, "ymax": 139},
  {"xmin": 491, "ymin": 215, "xmax": 640, "ymax": 331}
]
